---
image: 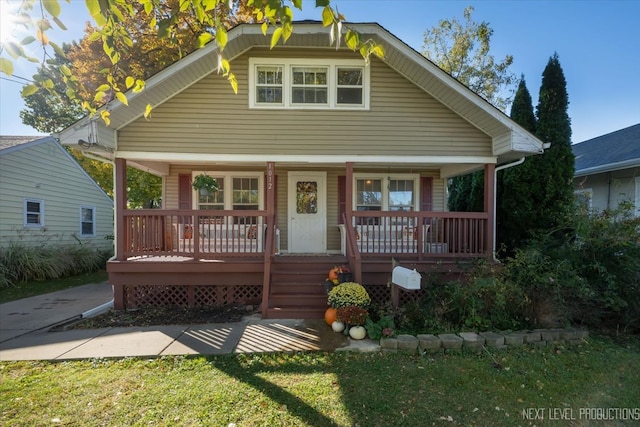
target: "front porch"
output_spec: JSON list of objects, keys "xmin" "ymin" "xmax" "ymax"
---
[{"xmin": 109, "ymin": 160, "xmax": 495, "ymax": 318}]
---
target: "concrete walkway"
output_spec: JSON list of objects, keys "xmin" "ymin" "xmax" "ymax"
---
[{"xmin": 0, "ymin": 283, "xmax": 378, "ymax": 361}]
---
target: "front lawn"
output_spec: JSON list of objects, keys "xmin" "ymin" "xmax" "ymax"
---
[
  {"xmin": 0, "ymin": 270, "xmax": 108, "ymax": 304},
  {"xmin": 1, "ymin": 335, "xmax": 638, "ymax": 426}
]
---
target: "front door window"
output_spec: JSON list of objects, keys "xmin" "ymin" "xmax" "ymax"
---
[{"xmin": 296, "ymin": 181, "xmax": 318, "ymax": 214}]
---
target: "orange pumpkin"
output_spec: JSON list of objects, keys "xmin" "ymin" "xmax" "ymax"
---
[
  {"xmin": 328, "ymin": 268, "xmax": 339, "ymax": 281},
  {"xmin": 324, "ymin": 307, "xmax": 337, "ymax": 326}
]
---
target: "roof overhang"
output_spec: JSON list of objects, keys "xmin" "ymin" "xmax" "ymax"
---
[
  {"xmin": 56, "ymin": 21, "xmax": 544, "ymax": 165},
  {"xmin": 574, "ymin": 158, "xmax": 640, "ymax": 177}
]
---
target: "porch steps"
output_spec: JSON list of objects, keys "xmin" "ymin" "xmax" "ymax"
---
[{"xmin": 265, "ymin": 256, "xmax": 347, "ymax": 319}]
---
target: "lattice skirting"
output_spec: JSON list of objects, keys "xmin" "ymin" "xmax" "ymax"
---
[
  {"xmin": 364, "ymin": 283, "xmax": 425, "ymax": 308},
  {"xmin": 122, "ymin": 284, "xmax": 262, "ymax": 309}
]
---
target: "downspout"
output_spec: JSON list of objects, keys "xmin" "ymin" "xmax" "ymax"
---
[{"xmin": 493, "ymin": 157, "xmax": 525, "ymax": 262}]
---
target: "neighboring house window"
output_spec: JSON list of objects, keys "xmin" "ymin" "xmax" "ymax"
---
[
  {"xmin": 194, "ymin": 172, "xmax": 262, "ymax": 211},
  {"xmin": 635, "ymin": 177, "xmax": 640, "ymax": 217},
  {"xmin": 574, "ymin": 189, "xmax": 593, "ymax": 211},
  {"xmin": 24, "ymin": 198, "xmax": 44, "ymax": 227},
  {"xmin": 80, "ymin": 206, "xmax": 96, "ymax": 237},
  {"xmin": 249, "ymin": 58, "xmax": 369, "ymax": 109}
]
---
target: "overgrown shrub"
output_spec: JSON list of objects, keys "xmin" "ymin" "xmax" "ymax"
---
[
  {"xmin": 0, "ymin": 242, "xmax": 112, "ymax": 287},
  {"xmin": 389, "ymin": 202, "xmax": 639, "ymax": 334},
  {"xmin": 391, "ymin": 261, "xmax": 531, "ymax": 334},
  {"xmin": 564, "ymin": 202, "xmax": 640, "ymax": 331},
  {"xmin": 502, "ymin": 202, "xmax": 640, "ymax": 332}
]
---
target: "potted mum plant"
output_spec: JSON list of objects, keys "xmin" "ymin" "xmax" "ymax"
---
[
  {"xmin": 336, "ymin": 305, "xmax": 369, "ymax": 339},
  {"xmin": 327, "ymin": 282, "xmax": 371, "ymax": 309},
  {"xmin": 192, "ymin": 173, "xmax": 219, "ymax": 195},
  {"xmin": 325, "ymin": 281, "xmax": 371, "ymax": 330}
]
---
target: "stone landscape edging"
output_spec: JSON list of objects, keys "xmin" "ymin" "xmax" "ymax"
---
[{"xmin": 378, "ymin": 328, "xmax": 589, "ymax": 354}]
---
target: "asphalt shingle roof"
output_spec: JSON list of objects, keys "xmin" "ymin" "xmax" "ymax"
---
[
  {"xmin": 0, "ymin": 135, "xmax": 48, "ymax": 152},
  {"xmin": 572, "ymin": 124, "xmax": 640, "ymax": 175}
]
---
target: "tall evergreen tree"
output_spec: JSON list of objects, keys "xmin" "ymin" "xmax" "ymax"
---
[
  {"xmin": 499, "ymin": 54, "xmax": 575, "ymax": 254},
  {"xmin": 498, "ymin": 76, "xmax": 536, "ymax": 252},
  {"xmin": 534, "ymin": 52, "xmax": 575, "ymax": 235}
]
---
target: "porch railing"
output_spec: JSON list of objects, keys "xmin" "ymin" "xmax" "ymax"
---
[
  {"xmin": 121, "ymin": 209, "xmax": 271, "ymax": 260},
  {"xmin": 347, "ymin": 211, "xmax": 489, "ymax": 259}
]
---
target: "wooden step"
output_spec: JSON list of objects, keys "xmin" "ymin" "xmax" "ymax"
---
[
  {"xmin": 265, "ymin": 306, "xmax": 326, "ymax": 319},
  {"xmin": 268, "ymin": 294, "xmax": 327, "ymax": 307},
  {"xmin": 266, "ymin": 256, "xmax": 347, "ymax": 319}
]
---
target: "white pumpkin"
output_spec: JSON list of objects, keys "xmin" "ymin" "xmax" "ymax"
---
[
  {"xmin": 331, "ymin": 320, "xmax": 345, "ymax": 333},
  {"xmin": 349, "ymin": 325, "xmax": 367, "ymax": 340}
]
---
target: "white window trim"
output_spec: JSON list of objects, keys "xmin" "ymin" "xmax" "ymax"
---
[
  {"xmin": 23, "ymin": 198, "xmax": 45, "ymax": 228},
  {"xmin": 249, "ymin": 58, "xmax": 370, "ymax": 110},
  {"xmin": 352, "ymin": 173, "xmax": 420, "ymax": 211},
  {"xmin": 574, "ymin": 188, "xmax": 593, "ymax": 211},
  {"xmin": 635, "ymin": 177, "xmax": 640, "ymax": 217},
  {"xmin": 192, "ymin": 171, "xmax": 264, "ymax": 210},
  {"xmin": 80, "ymin": 206, "xmax": 97, "ymax": 237}
]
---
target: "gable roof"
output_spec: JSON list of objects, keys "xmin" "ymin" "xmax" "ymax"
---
[
  {"xmin": 0, "ymin": 135, "xmax": 47, "ymax": 153},
  {"xmin": 0, "ymin": 135, "xmax": 112, "ymax": 201},
  {"xmin": 572, "ymin": 123, "xmax": 640, "ymax": 176},
  {"xmin": 57, "ymin": 21, "xmax": 544, "ymax": 162}
]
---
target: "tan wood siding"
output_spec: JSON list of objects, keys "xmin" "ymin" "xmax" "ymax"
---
[
  {"xmin": 118, "ymin": 49, "xmax": 491, "ymax": 157},
  {"xmin": 0, "ymin": 141, "xmax": 113, "ymax": 249}
]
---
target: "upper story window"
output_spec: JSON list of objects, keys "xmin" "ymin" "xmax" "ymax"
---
[
  {"xmin": 250, "ymin": 58, "xmax": 369, "ymax": 109},
  {"xmin": 256, "ymin": 66, "xmax": 283, "ymax": 104},
  {"xmin": 292, "ymin": 67, "xmax": 328, "ymax": 105},
  {"xmin": 80, "ymin": 206, "xmax": 96, "ymax": 237},
  {"xmin": 24, "ymin": 198, "xmax": 44, "ymax": 227}
]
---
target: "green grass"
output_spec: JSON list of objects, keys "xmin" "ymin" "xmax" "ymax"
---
[
  {"xmin": 1, "ymin": 335, "xmax": 639, "ymax": 426},
  {"xmin": 0, "ymin": 270, "xmax": 107, "ymax": 304}
]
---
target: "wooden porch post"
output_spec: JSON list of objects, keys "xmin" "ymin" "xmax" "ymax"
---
[
  {"xmin": 261, "ymin": 162, "xmax": 276, "ymax": 317},
  {"xmin": 345, "ymin": 162, "xmax": 353, "ymax": 225},
  {"xmin": 115, "ymin": 158, "xmax": 127, "ymax": 260},
  {"xmin": 345, "ymin": 162, "xmax": 363, "ymax": 283},
  {"xmin": 113, "ymin": 158, "xmax": 127, "ymax": 309},
  {"xmin": 484, "ymin": 163, "xmax": 496, "ymax": 257}
]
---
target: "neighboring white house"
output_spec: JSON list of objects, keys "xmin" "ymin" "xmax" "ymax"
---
[
  {"xmin": 572, "ymin": 123, "xmax": 640, "ymax": 216},
  {"xmin": 0, "ymin": 136, "xmax": 114, "ymax": 249},
  {"xmin": 572, "ymin": 124, "xmax": 640, "ymax": 216}
]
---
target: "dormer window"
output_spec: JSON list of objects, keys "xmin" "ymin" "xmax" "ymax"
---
[{"xmin": 249, "ymin": 58, "xmax": 369, "ymax": 109}]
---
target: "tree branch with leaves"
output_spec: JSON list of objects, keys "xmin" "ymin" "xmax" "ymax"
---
[{"xmin": 1, "ymin": 0, "xmax": 384, "ymax": 126}]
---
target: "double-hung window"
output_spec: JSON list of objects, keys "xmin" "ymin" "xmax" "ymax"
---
[
  {"xmin": 250, "ymin": 58, "xmax": 369, "ymax": 109},
  {"xmin": 194, "ymin": 172, "xmax": 262, "ymax": 211},
  {"xmin": 336, "ymin": 67, "xmax": 364, "ymax": 105},
  {"xmin": 292, "ymin": 67, "xmax": 328, "ymax": 105},
  {"xmin": 354, "ymin": 175, "xmax": 418, "ymax": 224},
  {"xmin": 80, "ymin": 206, "xmax": 96, "ymax": 237},
  {"xmin": 24, "ymin": 198, "xmax": 44, "ymax": 227},
  {"xmin": 255, "ymin": 66, "xmax": 283, "ymax": 105}
]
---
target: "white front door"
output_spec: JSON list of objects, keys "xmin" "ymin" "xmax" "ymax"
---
[{"xmin": 288, "ymin": 172, "xmax": 327, "ymax": 253}]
